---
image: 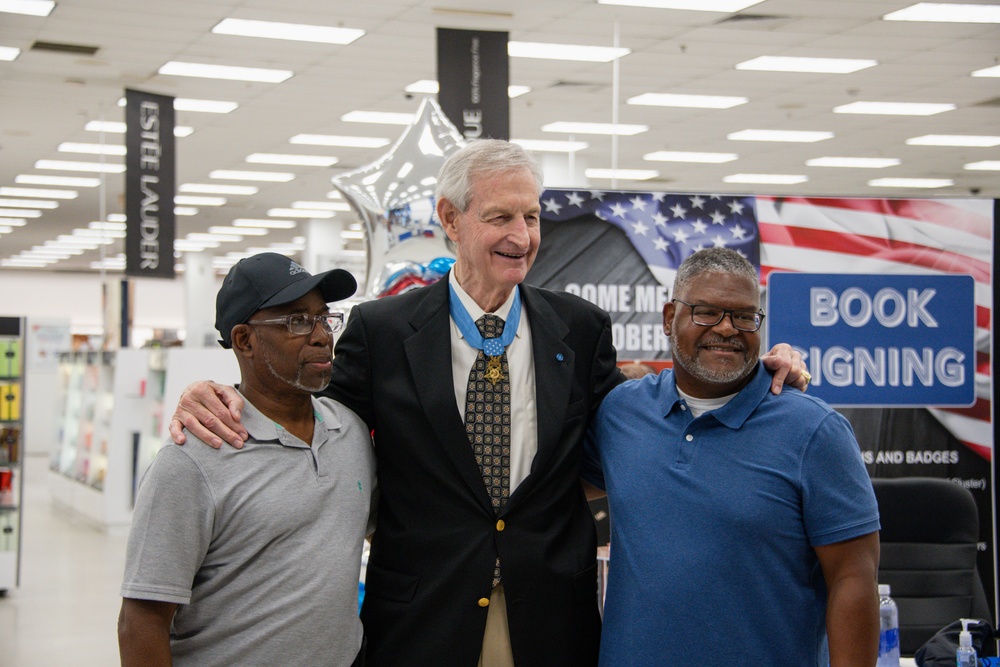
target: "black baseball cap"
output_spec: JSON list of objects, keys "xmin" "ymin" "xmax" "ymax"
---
[{"xmin": 215, "ymin": 252, "xmax": 357, "ymax": 349}]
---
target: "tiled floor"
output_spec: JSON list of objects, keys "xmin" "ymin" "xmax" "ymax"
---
[{"xmin": 0, "ymin": 455, "xmax": 126, "ymax": 666}]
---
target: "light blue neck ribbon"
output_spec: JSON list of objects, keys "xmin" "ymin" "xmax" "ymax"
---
[{"xmin": 448, "ymin": 284, "xmax": 521, "ymax": 358}]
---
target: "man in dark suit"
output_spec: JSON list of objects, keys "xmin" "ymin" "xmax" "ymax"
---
[{"xmin": 171, "ymin": 139, "xmax": 805, "ymax": 666}]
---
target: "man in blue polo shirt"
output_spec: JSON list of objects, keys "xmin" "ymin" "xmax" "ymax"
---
[{"xmin": 583, "ymin": 247, "xmax": 880, "ymax": 667}]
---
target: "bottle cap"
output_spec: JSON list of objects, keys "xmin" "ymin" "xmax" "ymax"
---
[
  {"xmin": 878, "ymin": 584, "xmax": 890, "ymax": 596},
  {"xmin": 959, "ymin": 619, "xmax": 974, "ymax": 648}
]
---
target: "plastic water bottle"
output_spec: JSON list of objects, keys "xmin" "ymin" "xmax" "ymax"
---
[
  {"xmin": 877, "ymin": 584, "xmax": 900, "ymax": 667},
  {"xmin": 956, "ymin": 618, "xmax": 977, "ymax": 667}
]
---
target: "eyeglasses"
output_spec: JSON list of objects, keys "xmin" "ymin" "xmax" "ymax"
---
[
  {"xmin": 247, "ymin": 312, "xmax": 345, "ymax": 336},
  {"xmin": 672, "ymin": 299, "xmax": 764, "ymax": 332}
]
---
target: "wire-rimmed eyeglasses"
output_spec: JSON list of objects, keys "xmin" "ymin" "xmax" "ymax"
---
[
  {"xmin": 246, "ymin": 312, "xmax": 345, "ymax": 336},
  {"xmin": 671, "ymin": 299, "xmax": 764, "ymax": 332}
]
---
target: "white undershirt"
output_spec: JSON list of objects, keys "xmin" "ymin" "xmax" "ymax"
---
[
  {"xmin": 676, "ymin": 387, "xmax": 737, "ymax": 418},
  {"xmin": 449, "ymin": 273, "xmax": 537, "ymax": 492}
]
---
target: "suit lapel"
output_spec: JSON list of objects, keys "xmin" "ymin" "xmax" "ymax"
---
[
  {"xmin": 508, "ymin": 285, "xmax": 574, "ymax": 508},
  {"xmin": 404, "ymin": 279, "xmax": 495, "ymax": 514}
]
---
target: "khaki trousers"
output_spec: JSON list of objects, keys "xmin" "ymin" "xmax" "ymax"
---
[{"xmin": 477, "ymin": 583, "xmax": 514, "ymax": 667}]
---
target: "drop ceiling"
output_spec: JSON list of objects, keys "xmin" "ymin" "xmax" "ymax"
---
[{"xmin": 1, "ymin": 0, "xmax": 998, "ymax": 274}]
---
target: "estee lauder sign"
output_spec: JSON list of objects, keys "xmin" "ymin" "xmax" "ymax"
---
[{"xmin": 125, "ymin": 88, "xmax": 175, "ymax": 279}]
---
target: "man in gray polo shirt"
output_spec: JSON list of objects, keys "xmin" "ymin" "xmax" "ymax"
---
[{"xmin": 118, "ymin": 253, "xmax": 376, "ymax": 667}]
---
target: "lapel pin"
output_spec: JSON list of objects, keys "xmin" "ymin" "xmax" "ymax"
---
[{"xmin": 555, "ymin": 353, "xmax": 564, "ymax": 362}]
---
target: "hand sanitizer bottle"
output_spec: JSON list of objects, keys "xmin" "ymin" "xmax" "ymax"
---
[{"xmin": 956, "ymin": 618, "xmax": 977, "ymax": 667}]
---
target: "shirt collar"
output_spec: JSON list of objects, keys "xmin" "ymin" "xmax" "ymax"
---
[
  {"xmin": 448, "ymin": 271, "xmax": 520, "ymax": 340},
  {"xmin": 238, "ymin": 390, "xmax": 342, "ymax": 448},
  {"xmin": 662, "ymin": 361, "xmax": 769, "ymax": 429}
]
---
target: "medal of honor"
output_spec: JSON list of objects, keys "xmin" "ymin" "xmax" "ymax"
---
[{"xmin": 485, "ymin": 357, "xmax": 505, "ymax": 385}]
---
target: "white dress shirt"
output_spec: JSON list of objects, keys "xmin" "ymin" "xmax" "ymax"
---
[{"xmin": 449, "ymin": 273, "xmax": 538, "ymax": 493}]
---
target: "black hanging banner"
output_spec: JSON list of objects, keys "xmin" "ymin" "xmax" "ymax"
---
[
  {"xmin": 436, "ymin": 28, "xmax": 509, "ymax": 141},
  {"xmin": 125, "ymin": 88, "xmax": 175, "ymax": 279}
]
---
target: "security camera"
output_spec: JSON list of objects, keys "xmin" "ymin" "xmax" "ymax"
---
[
  {"xmin": 969, "ymin": 187, "xmax": 981, "ymax": 196},
  {"xmin": 404, "ymin": 92, "xmax": 414, "ymax": 100}
]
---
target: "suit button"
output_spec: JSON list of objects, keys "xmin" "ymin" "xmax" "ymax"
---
[
  {"xmin": 478, "ymin": 597, "xmax": 490, "ymax": 607},
  {"xmin": 496, "ymin": 519, "xmax": 505, "ymax": 532}
]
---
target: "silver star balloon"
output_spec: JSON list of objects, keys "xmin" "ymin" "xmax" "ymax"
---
[{"xmin": 332, "ymin": 97, "xmax": 465, "ymax": 298}]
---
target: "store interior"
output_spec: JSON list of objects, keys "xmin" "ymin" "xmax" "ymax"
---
[{"xmin": 1, "ymin": 0, "xmax": 998, "ymax": 665}]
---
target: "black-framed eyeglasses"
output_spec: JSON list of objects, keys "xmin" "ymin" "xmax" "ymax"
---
[
  {"xmin": 247, "ymin": 312, "xmax": 345, "ymax": 336},
  {"xmin": 672, "ymin": 299, "xmax": 764, "ymax": 332}
]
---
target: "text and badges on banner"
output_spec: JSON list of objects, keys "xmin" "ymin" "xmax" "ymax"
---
[
  {"xmin": 125, "ymin": 88, "xmax": 176, "ymax": 279},
  {"xmin": 436, "ymin": 27, "xmax": 509, "ymax": 141},
  {"xmin": 767, "ymin": 273, "xmax": 975, "ymax": 407}
]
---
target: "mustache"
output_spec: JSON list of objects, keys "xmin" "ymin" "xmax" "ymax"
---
[{"xmin": 697, "ymin": 336, "xmax": 748, "ymax": 352}]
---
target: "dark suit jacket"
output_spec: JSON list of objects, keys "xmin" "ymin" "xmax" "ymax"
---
[{"xmin": 322, "ymin": 277, "xmax": 621, "ymax": 667}]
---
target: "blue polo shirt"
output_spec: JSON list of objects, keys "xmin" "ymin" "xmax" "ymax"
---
[{"xmin": 583, "ymin": 362, "xmax": 880, "ymax": 666}]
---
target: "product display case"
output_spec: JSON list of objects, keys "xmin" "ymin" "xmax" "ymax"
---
[
  {"xmin": 49, "ymin": 346, "xmax": 239, "ymax": 532},
  {"xmin": 0, "ymin": 316, "xmax": 25, "ymax": 594}
]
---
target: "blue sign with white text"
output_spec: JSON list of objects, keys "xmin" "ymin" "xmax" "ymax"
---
[{"xmin": 767, "ymin": 273, "xmax": 976, "ymax": 407}]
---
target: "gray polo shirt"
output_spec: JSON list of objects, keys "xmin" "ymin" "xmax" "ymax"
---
[{"xmin": 122, "ymin": 393, "xmax": 376, "ymax": 667}]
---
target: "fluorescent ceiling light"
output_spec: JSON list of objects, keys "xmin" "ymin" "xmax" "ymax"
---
[
  {"xmin": 180, "ymin": 183, "xmax": 258, "ymax": 195},
  {"xmin": 0, "ymin": 46, "xmax": 20, "ymax": 61},
  {"xmin": 291, "ymin": 201, "xmax": 351, "ymax": 211},
  {"xmin": 403, "ymin": 79, "xmax": 530, "ymax": 98},
  {"xmin": 627, "ymin": 92, "xmax": 747, "ymax": 109},
  {"xmin": 736, "ymin": 56, "xmax": 877, "ymax": 74},
  {"xmin": 964, "ymin": 161, "xmax": 1000, "ymax": 170},
  {"xmin": 267, "ymin": 208, "xmax": 334, "ymax": 219},
  {"xmin": 724, "ymin": 173, "xmax": 808, "ymax": 184},
  {"xmin": 57, "ymin": 142, "xmax": 127, "ymax": 156},
  {"xmin": 289, "ymin": 134, "xmax": 390, "ymax": 148},
  {"xmin": 597, "ymin": 0, "xmax": 764, "ymax": 11},
  {"xmin": 73, "ymin": 228, "xmax": 125, "ymax": 239},
  {"xmin": 174, "ymin": 98, "xmax": 239, "ymax": 113},
  {"xmin": 806, "ymin": 157, "xmax": 901, "ymax": 168},
  {"xmin": 0, "ymin": 209, "xmax": 42, "ymax": 218},
  {"xmin": 234, "ymin": 218, "xmax": 297, "ymax": 229},
  {"xmin": 246, "ymin": 153, "xmax": 339, "ymax": 167},
  {"xmin": 2, "ymin": 218, "xmax": 27, "ymax": 226},
  {"xmin": 511, "ymin": 139, "xmax": 590, "ymax": 153},
  {"xmin": 89, "ymin": 221, "xmax": 127, "ymax": 230},
  {"xmin": 585, "ymin": 168, "xmax": 659, "ymax": 180},
  {"xmin": 175, "ymin": 195, "xmax": 226, "ymax": 206},
  {"xmin": 0, "ymin": 187, "xmax": 77, "ymax": 199},
  {"xmin": 341, "ymin": 111, "xmax": 415, "ymax": 125},
  {"xmin": 174, "ymin": 207, "xmax": 199, "ymax": 216},
  {"xmin": 188, "ymin": 232, "xmax": 242, "ymax": 243},
  {"xmin": 84, "ymin": 120, "xmax": 193, "ymax": 136},
  {"xmin": 1, "ymin": 260, "xmax": 50, "ymax": 267},
  {"xmin": 17, "ymin": 174, "xmax": 100, "ymax": 187},
  {"xmin": 643, "ymin": 151, "xmax": 738, "ymax": 163},
  {"xmin": 0, "ymin": 226, "xmax": 12, "ymax": 234},
  {"xmin": 728, "ymin": 129, "xmax": 833, "ymax": 142},
  {"xmin": 210, "ymin": 169, "xmax": 295, "ymax": 182},
  {"xmin": 0, "ymin": 0, "xmax": 55, "ymax": 16},
  {"xmin": 175, "ymin": 240, "xmax": 220, "ymax": 251},
  {"xmin": 341, "ymin": 230, "xmax": 364, "ymax": 240},
  {"xmin": 834, "ymin": 101, "xmax": 955, "ymax": 116},
  {"xmin": 159, "ymin": 61, "xmax": 293, "ymax": 83},
  {"xmin": 0, "ymin": 198, "xmax": 58, "ymax": 209},
  {"xmin": 508, "ymin": 41, "xmax": 630, "ymax": 63},
  {"xmin": 906, "ymin": 134, "xmax": 1000, "ymax": 147},
  {"xmin": 209, "ymin": 226, "xmax": 268, "ymax": 236},
  {"xmin": 212, "ymin": 18, "xmax": 364, "ymax": 44},
  {"xmin": 542, "ymin": 121, "xmax": 648, "ymax": 135},
  {"xmin": 883, "ymin": 3, "xmax": 1000, "ymax": 23},
  {"xmin": 35, "ymin": 159, "xmax": 125, "ymax": 173},
  {"xmin": 972, "ymin": 64, "xmax": 1000, "ymax": 77},
  {"xmin": 868, "ymin": 178, "xmax": 953, "ymax": 188}
]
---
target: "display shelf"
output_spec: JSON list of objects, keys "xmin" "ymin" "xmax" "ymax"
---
[
  {"xmin": 0, "ymin": 316, "xmax": 25, "ymax": 594},
  {"xmin": 49, "ymin": 347, "xmax": 238, "ymax": 533}
]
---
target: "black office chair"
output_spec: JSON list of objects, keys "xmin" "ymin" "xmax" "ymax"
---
[{"xmin": 872, "ymin": 477, "xmax": 994, "ymax": 655}]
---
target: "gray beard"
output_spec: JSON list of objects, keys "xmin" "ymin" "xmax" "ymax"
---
[
  {"xmin": 260, "ymin": 343, "xmax": 331, "ymax": 393},
  {"xmin": 669, "ymin": 329, "xmax": 757, "ymax": 386}
]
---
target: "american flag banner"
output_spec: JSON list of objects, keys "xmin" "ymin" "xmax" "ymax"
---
[
  {"xmin": 757, "ymin": 196, "xmax": 993, "ymax": 462},
  {"xmin": 540, "ymin": 190, "xmax": 759, "ymax": 287}
]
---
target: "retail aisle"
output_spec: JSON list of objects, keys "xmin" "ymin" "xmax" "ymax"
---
[{"xmin": 0, "ymin": 454, "xmax": 125, "ymax": 666}]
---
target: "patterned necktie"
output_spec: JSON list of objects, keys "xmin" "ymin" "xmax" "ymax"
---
[{"xmin": 464, "ymin": 314, "xmax": 511, "ymax": 588}]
